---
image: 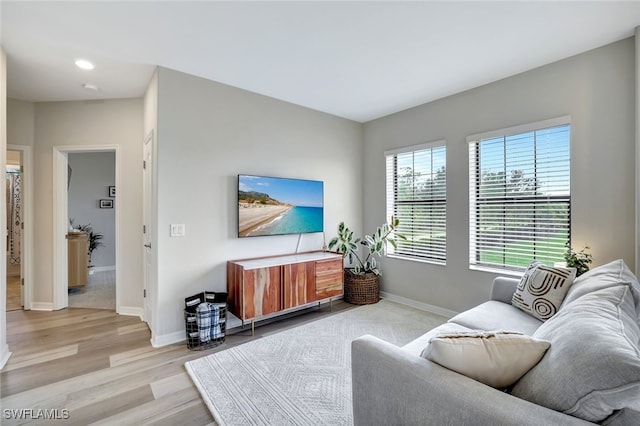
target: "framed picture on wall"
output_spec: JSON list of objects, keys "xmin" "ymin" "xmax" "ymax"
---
[
  {"xmin": 108, "ymin": 186, "xmax": 116, "ymax": 197},
  {"xmin": 99, "ymin": 199, "xmax": 114, "ymax": 209}
]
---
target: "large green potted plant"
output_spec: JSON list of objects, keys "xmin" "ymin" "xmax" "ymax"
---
[{"xmin": 328, "ymin": 216, "xmax": 403, "ymax": 304}]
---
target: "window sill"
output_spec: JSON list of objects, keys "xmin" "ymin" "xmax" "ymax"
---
[
  {"xmin": 469, "ymin": 264, "xmax": 523, "ymax": 277},
  {"xmin": 386, "ymin": 254, "xmax": 446, "ymax": 267}
]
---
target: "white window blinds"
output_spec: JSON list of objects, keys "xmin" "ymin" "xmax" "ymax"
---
[
  {"xmin": 385, "ymin": 141, "xmax": 446, "ymax": 264},
  {"xmin": 468, "ymin": 120, "xmax": 571, "ymax": 271}
]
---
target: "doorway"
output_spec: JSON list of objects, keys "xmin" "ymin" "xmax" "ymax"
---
[
  {"xmin": 5, "ymin": 145, "xmax": 32, "ymax": 312},
  {"xmin": 52, "ymin": 145, "xmax": 119, "ymax": 311},
  {"xmin": 5, "ymin": 150, "xmax": 22, "ymax": 311},
  {"xmin": 67, "ymin": 151, "xmax": 116, "ymax": 310}
]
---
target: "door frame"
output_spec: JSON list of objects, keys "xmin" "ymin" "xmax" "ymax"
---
[
  {"xmin": 6, "ymin": 144, "xmax": 32, "ymax": 310},
  {"xmin": 52, "ymin": 145, "xmax": 120, "ymax": 311}
]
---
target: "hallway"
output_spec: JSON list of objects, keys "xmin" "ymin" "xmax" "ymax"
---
[
  {"xmin": 7, "ymin": 269, "xmax": 116, "ymax": 313},
  {"xmin": 68, "ymin": 269, "xmax": 116, "ymax": 310}
]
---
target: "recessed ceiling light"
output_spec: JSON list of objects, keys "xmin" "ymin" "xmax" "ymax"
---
[
  {"xmin": 75, "ymin": 59, "xmax": 95, "ymax": 70},
  {"xmin": 82, "ymin": 83, "xmax": 99, "ymax": 91}
]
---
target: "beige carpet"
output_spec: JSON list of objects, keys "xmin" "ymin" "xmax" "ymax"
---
[
  {"xmin": 68, "ymin": 269, "xmax": 116, "ymax": 310},
  {"xmin": 186, "ymin": 299, "xmax": 448, "ymax": 425}
]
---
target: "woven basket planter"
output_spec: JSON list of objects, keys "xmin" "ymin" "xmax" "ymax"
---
[{"xmin": 344, "ymin": 270, "xmax": 380, "ymax": 305}]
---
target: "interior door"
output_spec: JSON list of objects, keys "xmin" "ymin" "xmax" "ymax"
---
[
  {"xmin": 53, "ymin": 148, "xmax": 69, "ymax": 310},
  {"xmin": 143, "ymin": 133, "xmax": 154, "ymax": 330}
]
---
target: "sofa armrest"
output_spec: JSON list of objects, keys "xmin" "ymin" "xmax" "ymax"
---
[
  {"xmin": 351, "ymin": 335, "xmax": 594, "ymax": 426},
  {"xmin": 490, "ymin": 276, "xmax": 521, "ymax": 304}
]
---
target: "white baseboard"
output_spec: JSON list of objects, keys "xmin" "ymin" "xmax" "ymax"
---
[
  {"xmin": 92, "ymin": 266, "xmax": 116, "ymax": 273},
  {"xmin": 0, "ymin": 345, "xmax": 12, "ymax": 370},
  {"xmin": 30, "ymin": 302, "xmax": 54, "ymax": 311},
  {"xmin": 149, "ymin": 294, "xmax": 455, "ymax": 348},
  {"xmin": 118, "ymin": 306, "xmax": 144, "ymax": 320},
  {"xmin": 380, "ymin": 291, "xmax": 458, "ymax": 319},
  {"xmin": 151, "ymin": 330, "xmax": 185, "ymax": 348}
]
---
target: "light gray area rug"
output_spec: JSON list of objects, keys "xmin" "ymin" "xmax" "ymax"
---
[
  {"xmin": 185, "ymin": 299, "xmax": 447, "ymax": 425},
  {"xmin": 68, "ymin": 269, "xmax": 116, "ymax": 309}
]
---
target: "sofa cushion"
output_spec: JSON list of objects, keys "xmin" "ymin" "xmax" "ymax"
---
[
  {"xmin": 511, "ymin": 285, "xmax": 640, "ymax": 423},
  {"xmin": 561, "ymin": 259, "xmax": 640, "ymax": 321},
  {"xmin": 511, "ymin": 261, "xmax": 576, "ymax": 321},
  {"xmin": 602, "ymin": 409, "xmax": 640, "ymax": 426},
  {"xmin": 421, "ymin": 330, "xmax": 550, "ymax": 388},
  {"xmin": 449, "ymin": 300, "xmax": 543, "ymax": 336}
]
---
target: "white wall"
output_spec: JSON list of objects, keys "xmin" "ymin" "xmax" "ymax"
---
[
  {"xmin": 7, "ymin": 99, "xmax": 34, "ymax": 148},
  {"xmin": 0, "ymin": 48, "xmax": 10, "ymax": 369},
  {"xmin": 68, "ymin": 152, "xmax": 116, "ymax": 268},
  {"xmin": 363, "ymin": 38, "xmax": 636, "ymax": 314},
  {"xmin": 152, "ymin": 67, "xmax": 363, "ymax": 344},
  {"xmin": 144, "ymin": 69, "xmax": 158, "ymax": 139},
  {"xmin": 6, "ymin": 150, "xmax": 20, "ymax": 165},
  {"xmin": 32, "ymin": 99, "xmax": 143, "ymax": 311},
  {"xmin": 636, "ymin": 28, "xmax": 640, "ymax": 279}
]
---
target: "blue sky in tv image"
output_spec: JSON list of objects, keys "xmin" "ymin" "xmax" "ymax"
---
[{"xmin": 238, "ymin": 175, "xmax": 323, "ymax": 208}]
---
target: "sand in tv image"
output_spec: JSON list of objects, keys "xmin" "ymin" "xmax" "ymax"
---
[{"xmin": 238, "ymin": 175, "xmax": 324, "ymax": 237}]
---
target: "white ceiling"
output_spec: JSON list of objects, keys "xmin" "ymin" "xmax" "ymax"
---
[{"xmin": 2, "ymin": 1, "xmax": 640, "ymax": 123}]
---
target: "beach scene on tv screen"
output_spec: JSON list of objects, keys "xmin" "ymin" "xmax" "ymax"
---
[{"xmin": 238, "ymin": 175, "xmax": 324, "ymax": 237}]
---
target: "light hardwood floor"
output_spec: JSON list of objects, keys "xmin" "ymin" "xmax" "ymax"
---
[
  {"xmin": 6, "ymin": 275, "xmax": 21, "ymax": 311},
  {"xmin": 1, "ymin": 302, "xmax": 355, "ymax": 425}
]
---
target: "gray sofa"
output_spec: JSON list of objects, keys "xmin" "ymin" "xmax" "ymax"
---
[{"xmin": 352, "ymin": 260, "xmax": 640, "ymax": 425}]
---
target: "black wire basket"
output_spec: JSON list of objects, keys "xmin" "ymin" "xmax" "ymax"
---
[{"xmin": 184, "ymin": 291, "xmax": 227, "ymax": 350}]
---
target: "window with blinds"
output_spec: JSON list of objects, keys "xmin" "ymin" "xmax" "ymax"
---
[
  {"xmin": 468, "ymin": 118, "xmax": 570, "ymax": 272},
  {"xmin": 385, "ymin": 141, "xmax": 446, "ymax": 264}
]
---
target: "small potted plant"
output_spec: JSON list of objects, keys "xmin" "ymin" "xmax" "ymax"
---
[
  {"xmin": 564, "ymin": 243, "xmax": 592, "ymax": 277},
  {"xmin": 328, "ymin": 216, "xmax": 404, "ymax": 304},
  {"xmin": 70, "ymin": 220, "xmax": 105, "ymax": 271}
]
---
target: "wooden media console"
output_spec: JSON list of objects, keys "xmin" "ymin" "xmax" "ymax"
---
[{"xmin": 227, "ymin": 251, "xmax": 344, "ymax": 333}]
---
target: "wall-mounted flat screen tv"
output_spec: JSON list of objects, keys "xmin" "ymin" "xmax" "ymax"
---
[{"xmin": 238, "ymin": 174, "xmax": 324, "ymax": 238}]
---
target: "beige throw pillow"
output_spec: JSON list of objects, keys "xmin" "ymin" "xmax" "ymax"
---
[
  {"xmin": 512, "ymin": 261, "xmax": 576, "ymax": 321},
  {"xmin": 421, "ymin": 330, "xmax": 551, "ymax": 389}
]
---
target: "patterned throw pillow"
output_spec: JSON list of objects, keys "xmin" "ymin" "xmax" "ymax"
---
[{"xmin": 512, "ymin": 261, "xmax": 576, "ymax": 321}]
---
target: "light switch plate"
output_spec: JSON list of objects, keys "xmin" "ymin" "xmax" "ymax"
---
[{"xmin": 170, "ymin": 224, "xmax": 185, "ymax": 237}]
